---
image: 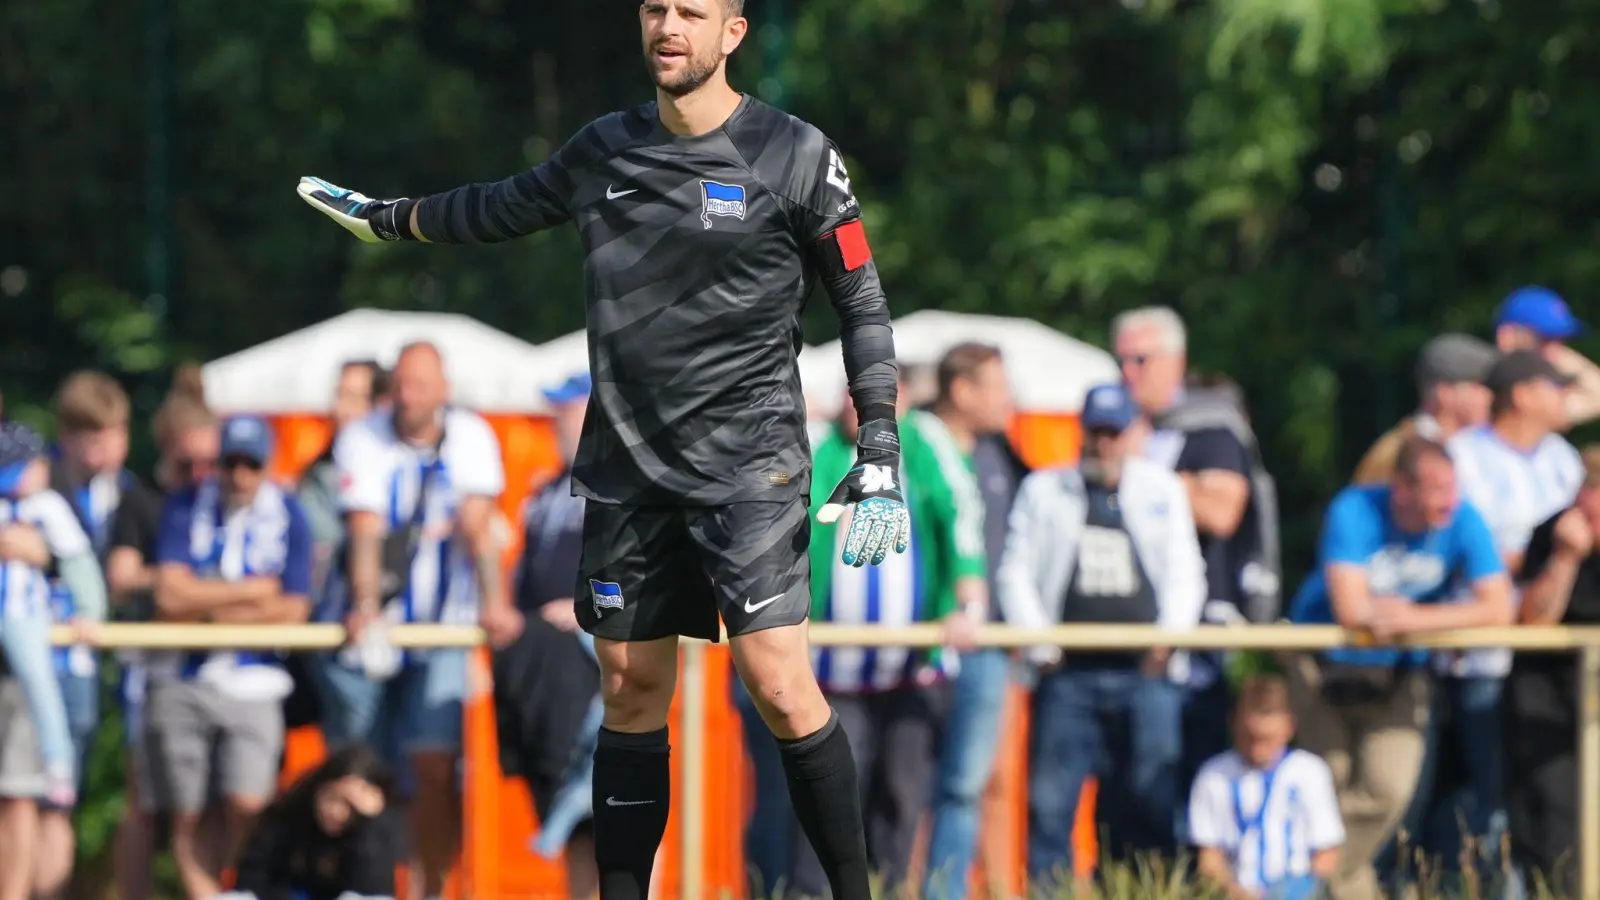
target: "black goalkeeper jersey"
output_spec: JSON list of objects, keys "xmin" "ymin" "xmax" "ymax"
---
[{"xmin": 415, "ymin": 95, "xmax": 896, "ymax": 506}]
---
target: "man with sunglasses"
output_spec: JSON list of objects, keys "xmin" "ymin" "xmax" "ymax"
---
[
  {"xmin": 148, "ymin": 415, "xmax": 314, "ymax": 900},
  {"xmin": 998, "ymin": 382, "xmax": 1205, "ymax": 888}
]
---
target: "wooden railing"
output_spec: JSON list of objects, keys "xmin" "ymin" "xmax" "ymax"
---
[{"xmin": 55, "ymin": 622, "xmax": 1600, "ymax": 899}]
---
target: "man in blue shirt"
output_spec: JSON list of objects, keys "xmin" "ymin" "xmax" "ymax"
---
[
  {"xmin": 1287, "ymin": 437, "xmax": 1511, "ymax": 900},
  {"xmin": 150, "ymin": 416, "xmax": 313, "ymax": 900}
]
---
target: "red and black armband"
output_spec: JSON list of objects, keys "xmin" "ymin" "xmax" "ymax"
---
[{"xmin": 812, "ymin": 218, "xmax": 874, "ymax": 278}]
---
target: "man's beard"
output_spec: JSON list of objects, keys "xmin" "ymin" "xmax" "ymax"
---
[{"xmin": 646, "ymin": 47, "xmax": 722, "ymax": 97}]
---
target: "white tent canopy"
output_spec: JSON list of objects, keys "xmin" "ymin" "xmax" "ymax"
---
[
  {"xmin": 203, "ymin": 309, "xmax": 559, "ymax": 415},
  {"xmin": 799, "ymin": 310, "xmax": 1119, "ymax": 418},
  {"xmin": 527, "ymin": 328, "xmax": 592, "ymax": 390}
]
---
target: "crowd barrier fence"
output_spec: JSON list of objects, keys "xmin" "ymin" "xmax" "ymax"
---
[{"xmin": 44, "ymin": 622, "xmax": 1600, "ymax": 899}]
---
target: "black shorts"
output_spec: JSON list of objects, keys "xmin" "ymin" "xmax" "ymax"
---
[{"xmin": 575, "ymin": 500, "xmax": 812, "ymax": 642}]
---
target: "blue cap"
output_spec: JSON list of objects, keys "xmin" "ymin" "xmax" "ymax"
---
[
  {"xmin": 1496, "ymin": 286, "xmax": 1585, "ymax": 340},
  {"xmin": 1081, "ymin": 383, "xmax": 1138, "ymax": 432},
  {"xmin": 219, "ymin": 415, "xmax": 274, "ymax": 466},
  {"xmin": 0, "ymin": 422, "xmax": 45, "ymax": 497},
  {"xmin": 543, "ymin": 372, "xmax": 592, "ymax": 406}
]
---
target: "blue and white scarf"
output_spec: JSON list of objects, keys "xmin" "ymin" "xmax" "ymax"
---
[{"xmin": 155, "ymin": 479, "xmax": 294, "ymax": 701}]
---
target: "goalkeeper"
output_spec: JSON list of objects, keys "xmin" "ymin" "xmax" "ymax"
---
[{"xmin": 296, "ymin": 2, "xmax": 900, "ymax": 899}]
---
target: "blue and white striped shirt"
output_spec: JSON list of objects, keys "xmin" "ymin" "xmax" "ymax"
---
[
  {"xmin": 1446, "ymin": 425, "xmax": 1582, "ymax": 676},
  {"xmin": 1188, "ymin": 749, "xmax": 1345, "ymax": 892}
]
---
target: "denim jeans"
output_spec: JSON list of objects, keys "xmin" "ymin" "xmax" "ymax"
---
[
  {"xmin": 923, "ymin": 648, "xmax": 1010, "ymax": 900},
  {"xmin": 0, "ymin": 610, "xmax": 75, "ymax": 783},
  {"xmin": 1026, "ymin": 666, "xmax": 1182, "ymax": 888},
  {"xmin": 732, "ymin": 673, "xmax": 795, "ymax": 896}
]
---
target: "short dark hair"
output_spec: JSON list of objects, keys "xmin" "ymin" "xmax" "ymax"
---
[
  {"xmin": 1394, "ymin": 436, "xmax": 1452, "ymax": 482},
  {"xmin": 55, "ymin": 370, "xmax": 131, "ymax": 432},
  {"xmin": 936, "ymin": 343, "xmax": 1002, "ymax": 403},
  {"xmin": 341, "ymin": 359, "xmax": 389, "ymax": 402},
  {"xmin": 723, "ymin": 0, "xmax": 744, "ymax": 15}
]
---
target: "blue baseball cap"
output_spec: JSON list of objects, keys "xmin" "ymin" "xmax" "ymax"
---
[
  {"xmin": 0, "ymin": 422, "xmax": 46, "ymax": 497},
  {"xmin": 543, "ymin": 372, "xmax": 592, "ymax": 406},
  {"xmin": 1081, "ymin": 383, "xmax": 1138, "ymax": 432},
  {"xmin": 1496, "ymin": 286, "xmax": 1586, "ymax": 340},
  {"xmin": 219, "ymin": 415, "xmax": 274, "ymax": 466}
]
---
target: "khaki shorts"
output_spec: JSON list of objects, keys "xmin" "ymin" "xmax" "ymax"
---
[
  {"xmin": 143, "ymin": 678, "xmax": 283, "ymax": 813},
  {"xmin": 0, "ymin": 678, "xmax": 45, "ymax": 800}
]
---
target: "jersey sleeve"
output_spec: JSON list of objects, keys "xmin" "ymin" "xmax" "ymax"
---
[
  {"xmin": 1186, "ymin": 760, "xmax": 1232, "ymax": 849},
  {"xmin": 1297, "ymin": 754, "xmax": 1347, "ymax": 849},
  {"xmin": 788, "ymin": 129, "xmax": 897, "ymax": 420},
  {"xmin": 1320, "ymin": 489, "xmax": 1382, "ymax": 568},
  {"xmin": 333, "ymin": 421, "xmax": 391, "ymax": 515},
  {"xmin": 413, "ymin": 122, "xmax": 595, "ymax": 244},
  {"xmin": 154, "ymin": 491, "xmax": 197, "ymax": 567},
  {"xmin": 29, "ymin": 491, "xmax": 92, "ymax": 559},
  {"xmin": 447, "ymin": 413, "xmax": 506, "ymax": 499},
  {"xmin": 1453, "ymin": 501, "xmax": 1509, "ymax": 582},
  {"xmin": 280, "ymin": 499, "xmax": 314, "ymax": 598}
]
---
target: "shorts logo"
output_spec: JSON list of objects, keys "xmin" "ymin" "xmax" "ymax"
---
[
  {"xmin": 700, "ymin": 180, "xmax": 746, "ymax": 229},
  {"xmin": 590, "ymin": 579, "xmax": 624, "ymax": 614}
]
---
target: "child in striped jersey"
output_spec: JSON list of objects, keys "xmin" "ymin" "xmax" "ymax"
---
[
  {"xmin": 1189, "ymin": 675, "xmax": 1344, "ymax": 900},
  {"xmin": 0, "ymin": 422, "xmax": 106, "ymax": 806}
]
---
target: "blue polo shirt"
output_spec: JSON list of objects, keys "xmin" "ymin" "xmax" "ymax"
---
[{"xmin": 1289, "ymin": 484, "xmax": 1504, "ymax": 667}]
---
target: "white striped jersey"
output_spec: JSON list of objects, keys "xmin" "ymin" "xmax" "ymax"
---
[
  {"xmin": 333, "ymin": 407, "xmax": 505, "ymax": 624},
  {"xmin": 1188, "ymin": 749, "xmax": 1344, "ymax": 893},
  {"xmin": 0, "ymin": 490, "xmax": 90, "ymax": 619},
  {"xmin": 1446, "ymin": 425, "xmax": 1582, "ymax": 676}
]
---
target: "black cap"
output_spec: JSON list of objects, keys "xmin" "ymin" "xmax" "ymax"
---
[{"xmin": 1485, "ymin": 349, "xmax": 1575, "ymax": 396}]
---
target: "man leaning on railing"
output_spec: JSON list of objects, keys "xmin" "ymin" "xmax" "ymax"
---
[{"xmin": 1284, "ymin": 437, "xmax": 1511, "ymax": 900}]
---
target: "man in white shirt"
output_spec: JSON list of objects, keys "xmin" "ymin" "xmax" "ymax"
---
[
  {"xmin": 321, "ymin": 341, "xmax": 520, "ymax": 900},
  {"xmin": 1429, "ymin": 349, "xmax": 1582, "ymax": 864},
  {"xmin": 1189, "ymin": 676, "xmax": 1343, "ymax": 900},
  {"xmin": 998, "ymin": 383, "xmax": 1205, "ymax": 888}
]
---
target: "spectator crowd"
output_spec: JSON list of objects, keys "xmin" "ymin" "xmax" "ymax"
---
[{"xmin": 0, "ymin": 286, "xmax": 1599, "ymax": 900}]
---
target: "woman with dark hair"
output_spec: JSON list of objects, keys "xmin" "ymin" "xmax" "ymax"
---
[{"xmin": 230, "ymin": 743, "xmax": 402, "ymax": 900}]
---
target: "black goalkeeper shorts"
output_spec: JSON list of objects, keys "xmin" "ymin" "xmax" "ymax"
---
[{"xmin": 574, "ymin": 500, "xmax": 813, "ymax": 642}]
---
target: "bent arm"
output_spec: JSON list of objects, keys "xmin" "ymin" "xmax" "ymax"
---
[
  {"xmin": 1405, "ymin": 573, "xmax": 1514, "ymax": 629},
  {"xmin": 153, "ymin": 563, "xmax": 269, "ymax": 619},
  {"xmin": 1182, "ymin": 469, "xmax": 1251, "ymax": 538},
  {"xmin": 57, "ymin": 553, "xmax": 108, "ymax": 621}
]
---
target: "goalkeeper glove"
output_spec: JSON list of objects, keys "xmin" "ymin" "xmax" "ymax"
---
[
  {"xmin": 296, "ymin": 176, "xmax": 416, "ymax": 242},
  {"xmin": 816, "ymin": 416, "xmax": 911, "ymax": 567}
]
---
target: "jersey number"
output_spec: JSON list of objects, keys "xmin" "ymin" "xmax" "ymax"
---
[
  {"xmin": 826, "ymin": 149, "xmax": 853, "ymax": 196},
  {"xmin": 1076, "ymin": 527, "xmax": 1138, "ymax": 597}
]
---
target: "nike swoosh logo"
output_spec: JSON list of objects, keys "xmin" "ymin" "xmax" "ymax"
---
[
  {"xmin": 605, "ymin": 185, "xmax": 637, "ymax": 200},
  {"xmin": 605, "ymin": 796, "xmax": 656, "ymax": 807},
  {"xmin": 744, "ymin": 593, "xmax": 785, "ymax": 613}
]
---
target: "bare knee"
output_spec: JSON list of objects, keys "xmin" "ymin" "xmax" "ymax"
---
[
  {"xmin": 731, "ymin": 625, "xmax": 828, "ymax": 739},
  {"xmin": 597, "ymin": 637, "xmax": 680, "ymax": 732}
]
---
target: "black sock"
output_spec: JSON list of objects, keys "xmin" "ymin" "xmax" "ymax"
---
[
  {"xmin": 779, "ymin": 711, "xmax": 871, "ymax": 900},
  {"xmin": 591, "ymin": 726, "xmax": 671, "ymax": 900}
]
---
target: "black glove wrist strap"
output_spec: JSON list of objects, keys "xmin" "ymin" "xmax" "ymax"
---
[
  {"xmin": 856, "ymin": 417, "xmax": 901, "ymax": 457},
  {"xmin": 370, "ymin": 197, "xmax": 419, "ymax": 242}
]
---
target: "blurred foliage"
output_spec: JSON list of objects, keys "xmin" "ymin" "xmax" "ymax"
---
[{"xmin": 6, "ymin": 0, "xmax": 1600, "ymax": 887}]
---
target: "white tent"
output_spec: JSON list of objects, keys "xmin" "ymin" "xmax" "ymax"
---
[
  {"xmin": 202, "ymin": 309, "xmax": 557, "ymax": 415},
  {"xmin": 799, "ymin": 310, "xmax": 1119, "ymax": 418},
  {"xmin": 526, "ymin": 328, "xmax": 591, "ymax": 391}
]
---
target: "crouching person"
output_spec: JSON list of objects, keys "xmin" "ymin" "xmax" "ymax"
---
[{"xmin": 1189, "ymin": 675, "xmax": 1344, "ymax": 900}]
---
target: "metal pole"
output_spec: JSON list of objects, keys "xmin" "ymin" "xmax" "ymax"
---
[
  {"xmin": 680, "ymin": 641, "xmax": 707, "ymax": 900},
  {"xmin": 1582, "ymin": 645, "xmax": 1600, "ymax": 899}
]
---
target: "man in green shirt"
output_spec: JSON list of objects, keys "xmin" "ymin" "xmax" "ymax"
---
[{"xmin": 795, "ymin": 350, "xmax": 995, "ymax": 897}]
